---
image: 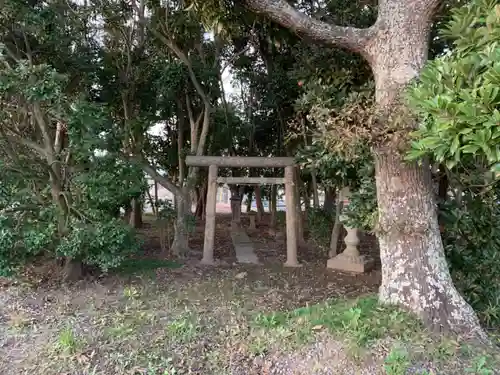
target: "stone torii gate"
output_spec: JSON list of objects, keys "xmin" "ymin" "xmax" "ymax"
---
[{"xmin": 185, "ymin": 155, "xmax": 301, "ymax": 267}]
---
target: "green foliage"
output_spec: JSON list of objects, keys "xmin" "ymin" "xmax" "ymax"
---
[
  {"xmin": 439, "ymin": 192, "xmax": 500, "ymax": 327},
  {"xmin": 408, "ymin": 0, "xmax": 500, "ymax": 172},
  {"xmin": 73, "ymin": 157, "xmax": 147, "ymax": 218},
  {"xmin": 56, "ymin": 218, "xmax": 140, "ymax": 272},
  {"xmin": 0, "ymin": 210, "xmax": 56, "ymax": 276},
  {"xmin": 297, "ymin": 141, "xmax": 378, "ymax": 232},
  {"xmin": 383, "ymin": 347, "xmax": 411, "ymax": 375},
  {"xmin": 296, "ymin": 140, "xmax": 364, "ymax": 189},
  {"xmin": 407, "ymin": 0, "xmax": 500, "ymax": 327},
  {"xmin": 0, "ymin": 37, "xmax": 145, "ymax": 275},
  {"xmin": 306, "ymin": 208, "xmax": 334, "ymax": 250},
  {"xmin": 339, "ymin": 160, "xmax": 378, "ymax": 231}
]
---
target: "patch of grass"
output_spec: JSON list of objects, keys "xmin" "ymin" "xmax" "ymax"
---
[
  {"xmin": 466, "ymin": 355, "xmax": 496, "ymax": 375},
  {"xmin": 384, "ymin": 346, "xmax": 411, "ymax": 375},
  {"xmin": 54, "ymin": 326, "xmax": 84, "ymax": 355},
  {"xmin": 116, "ymin": 258, "xmax": 182, "ymax": 276},
  {"xmin": 166, "ymin": 313, "xmax": 201, "ymax": 343},
  {"xmin": 104, "ymin": 309, "xmax": 156, "ymax": 341},
  {"xmin": 252, "ymin": 295, "xmax": 422, "ymax": 350}
]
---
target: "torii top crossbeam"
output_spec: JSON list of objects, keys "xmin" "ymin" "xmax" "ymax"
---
[{"xmin": 185, "ymin": 156, "xmax": 295, "ymax": 168}]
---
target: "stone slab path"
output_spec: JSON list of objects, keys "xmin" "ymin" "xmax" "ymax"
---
[{"xmin": 230, "ymin": 228, "xmax": 260, "ymax": 264}]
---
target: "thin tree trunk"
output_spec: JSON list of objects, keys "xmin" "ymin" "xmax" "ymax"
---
[
  {"xmin": 329, "ymin": 188, "xmax": 344, "ymax": 258},
  {"xmin": 146, "ymin": 187, "xmax": 157, "ymax": 217},
  {"xmin": 172, "ymin": 188, "xmax": 190, "ymax": 256},
  {"xmin": 246, "ymin": 191, "xmax": 253, "ymax": 213},
  {"xmin": 323, "ymin": 187, "xmax": 335, "ymax": 213},
  {"xmin": 304, "ymin": 181, "xmax": 311, "ymax": 211},
  {"xmin": 172, "ymin": 109, "xmax": 190, "ymax": 257},
  {"xmin": 270, "ymin": 185, "xmax": 277, "ymax": 228},
  {"xmin": 255, "ymin": 186, "xmax": 265, "ymax": 222},
  {"xmin": 129, "ymin": 198, "xmax": 143, "ymax": 228},
  {"xmin": 294, "ymin": 168, "xmax": 305, "ymax": 245},
  {"xmin": 194, "ymin": 184, "xmax": 207, "ymax": 220},
  {"xmin": 124, "ymin": 203, "xmax": 132, "ymax": 223},
  {"xmin": 230, "ymin": 187, "xmax": 242, "ymax": 225},
  {"xmin": 154, "ymin": 181, "xmax": 159, "ymax": 215},
  {"xmin": 311, "ymin": 170, "xmax": 320, "ymax": 208}
]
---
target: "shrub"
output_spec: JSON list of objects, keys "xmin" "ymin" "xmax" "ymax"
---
[
  {"xmin": 440, "ymin": 193, "xmax": 500, "ymax": 327},
  {"xmin": 306, "ymin": 208, "xmax": 334, "ymax": 250}
]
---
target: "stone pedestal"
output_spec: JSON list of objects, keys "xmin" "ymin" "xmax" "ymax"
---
[{"xmin": 327, "ymin": 226, "xmax": 374, "ymax": 273}]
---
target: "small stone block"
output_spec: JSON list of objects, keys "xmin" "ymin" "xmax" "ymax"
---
[{"xmin": 326, "ymin": 253, "xmax": 375, "ymax": 273}]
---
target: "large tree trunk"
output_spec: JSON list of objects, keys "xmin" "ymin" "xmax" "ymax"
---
[
  {"xmin": 370, "ymin": 3, "xmax": 485, "ymax": 339},
  {"xmin": 242, "ymin": 0, "xmax": 486, "ymax": 340},
  {"xmin": 375, "ymin": 154, "xmax": 484, "ymax": 338}
]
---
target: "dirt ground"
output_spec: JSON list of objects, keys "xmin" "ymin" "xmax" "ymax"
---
[{"xmin": 0, "ymin": 214, "xmax": 498, "ymax": 375}]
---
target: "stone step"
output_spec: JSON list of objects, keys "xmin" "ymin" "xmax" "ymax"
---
[{"xmin": 230, "ymin": 229, "xmax": 260, "ymax": 264}]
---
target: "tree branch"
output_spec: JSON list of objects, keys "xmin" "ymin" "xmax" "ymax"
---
[
  {"xmin": 242, "ymin": 0, "xmax": 376, "ymax": 54},
  {"xmin": 133, "ymin": 3, "xmax": 212, "ymax": 107},
  {"xmin": 128, "ymin": 154, "xmax": 184, "ymax": 198},
  {"xmin": 3, "ymin": 132, "xmax": 46, "ymax": 157}
]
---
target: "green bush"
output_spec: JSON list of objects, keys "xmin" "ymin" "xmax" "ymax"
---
[
  {"xmin": 440, "ymin": 193, "xmax": 500, "ymax": 327},
  {"xmin": 306, "ymin": 208, "xmax": 334, "ymax": 250},
  {"xmin": 56, "ymin": 218, "xmax": 140, "ymax": 272}
]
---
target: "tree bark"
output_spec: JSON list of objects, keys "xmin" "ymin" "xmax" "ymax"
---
[
  {"xmin": 244, "ymin": 0, "xmax": 486, "ymax": 340},
  {"xmin": 246, "ymin": 191, "xmax": 253, "ymax": 213},
  {"xmin": 311, "ymin": 171, "xmax": 320, "ymax": 209},
  {"xmin": 270, "ymin": 185, "xmax": 277, "ymax": 228},
  {"xmin": 368, "ymin": 2, "xmax": 485, "ymax": 339},
  {"xmin": 129, "ymin": 198, "xmax": 143, "ymax": 228},
  {"xmin": 437, "ymin": 166, "xmax": 449, "ymax": 202},
  {"xmin": 255, "ymin": 186, "xmax": 265, "ymax": 222},
  {"xmin": 294, "ymin": 168, "xmax": 305, "ymax": 245},
  {"xmin": 171, "ymin": 188, "xmax": 191, "ymax": 256},
  {"xmin": 323, "ymin": 187, "xmax": 335, "ymax": 213},
  {"xmin": 304, "ymin": 181, "xmax": 311, "ymax": 211},
  {"xmin": 230, "ymin": 187, "xmax": 242, "ymax": 226},
  {"xmin": 329, "ymin": 188, "xmax": 344, "ymax": 258}
]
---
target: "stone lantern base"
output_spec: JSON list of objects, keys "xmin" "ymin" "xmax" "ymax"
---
[{"xmin": 326, "ymin": 253, "xmax": 375, "ymax": 273}]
